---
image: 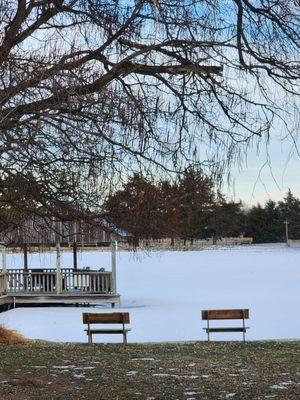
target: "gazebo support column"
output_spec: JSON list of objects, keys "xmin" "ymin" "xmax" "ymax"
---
[
  {"xmin": 1, "ymin": 244, "xmax": 8, "ymax": 294},
  {"xmin": 73, "ymin": 242, "xmax": 78, "ymax": 270},
  {"xmin": 23, "ymin": 243, "xmax": 29, "ymax": 290},
  {"xmin": 1, "ymin": 244, "xmax": 7, "ymax": 275},
  {"xmin": 23, "ymin": 244, "xmax": 28, "ymax": 272},
  {"xmin": 56, "ymin": 242, "xmax": 62, "ymax": 294},
  {"xmin": 111, "ymin": 236, "xmax": 117, "ymax": 295}
]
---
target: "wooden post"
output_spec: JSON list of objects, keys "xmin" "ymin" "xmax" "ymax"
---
[
  {"xmin": 73, "ymin": 242, "xmax": 78, "ymax": 270},
  {"xmin": 1, "ymin": 244, "xmax": 7, "ymax": 275},
  {"xmin": 1, "ymin": 244, "xmax": 7, "ymax": 295},
  {"xmin": 23, "ymin": 243, "xmax": 28, "ymax": 290},
  {"xmin": 111, "ymin": 236, "xmax": 117, "ymax": 294},
  {"xmin": 23, "ymin": 244, "xmax": 28, "ymax": 272},
  {"xmin": 56, "ymin": 242, "xmax": 62, "ymax": 294},
  {"xmin": 207, "ymin": 318, "xmax": 210, "ymax": 342}
]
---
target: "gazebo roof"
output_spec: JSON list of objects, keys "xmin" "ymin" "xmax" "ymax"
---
[{"xmin": 0, "ymin": 217, "xmax": 128, "ymax": 247}]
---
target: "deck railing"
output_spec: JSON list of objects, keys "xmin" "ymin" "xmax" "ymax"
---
[
  {"xmin": 0, "ymin": 268, "xmax": 112, "ymax": 295},
  {"xmin": 0, "ymin": 273, "xmax": 6, "ymax": 295}
]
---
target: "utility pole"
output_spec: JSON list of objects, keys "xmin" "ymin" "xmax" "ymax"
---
[{"xmin": 284, "ymin": 220, "xmax": 290, "ymax": 247}]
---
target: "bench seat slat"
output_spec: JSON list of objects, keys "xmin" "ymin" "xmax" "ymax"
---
[
  {"xmin": 203, "ymin": 327, "xmax": 249, "ymax": 333},
  {"xmin": 83, "ymin": 312, "xmax": 130, "ymax": 324},
  {"xmin": 202, "ymin": 309, "xmax": 249, "ymax": 320},
  {"xmin": 85, "ymin": 329, "xmax": 131, "ymax": 334}
]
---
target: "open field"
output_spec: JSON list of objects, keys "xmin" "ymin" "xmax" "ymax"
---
[
  {"xmin": 1, "ymin": 243, "xmax": 300, "ymax": 342},
  {"xmin": 0, "ymin": 341, "xmax": 299, "ymax": 399}
]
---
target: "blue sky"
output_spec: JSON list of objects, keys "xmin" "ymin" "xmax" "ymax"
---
[{"xmin": 224, "ymin": 135, "xmax": 300, "ymax": 206}]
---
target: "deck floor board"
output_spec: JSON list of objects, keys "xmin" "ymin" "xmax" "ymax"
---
[{"xmin": 0, "ymin": 293, "xmax": 120, "ymax": 309}]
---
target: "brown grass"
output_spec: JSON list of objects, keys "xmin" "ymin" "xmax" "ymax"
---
[
  {"xmin": 0, "ymin": 341, "xmax": 299, "ymax": 399},
  {"xmin": 0, "ymin": 325, "xmax": 27, "ymax": 345}
]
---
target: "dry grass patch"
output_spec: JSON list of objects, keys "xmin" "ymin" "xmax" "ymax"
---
[
  {"xmin": 0, "ymin": 325, "xmax": 27, "ymax": 345},
  {"xmin": 0, "ymin": 341, "xmax": 299, "ymax": 399}
]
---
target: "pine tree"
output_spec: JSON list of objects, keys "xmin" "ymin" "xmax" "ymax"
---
[
  {"xmin": 177, "ymin": 168, "xmax": 215, "ymax": 244},
  {"xmin": 278, "ymin": 190, "xmax": 300, "ymax": 239},
  {"xmin": 158, "ymin": 180, "xmax": 180, "ymax": 246},
  {"xmin": 104, "ymin": 174, "xmax": 161, "ymax": 242},
  {"xmin": 245, "ymin": 200, "xmax": 283, "ymax": 243},
  {"xmin": 209, "ymin": 192, "xmax": 245, "ymax": 241},
  {"xmin": 245, "ymin": 204, "xmax": 269, "ymax": 243}
]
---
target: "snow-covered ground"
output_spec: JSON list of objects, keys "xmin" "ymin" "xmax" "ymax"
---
[{"xmin": 1, "ymin": 243, "xmax": 299, "ymax": 343}]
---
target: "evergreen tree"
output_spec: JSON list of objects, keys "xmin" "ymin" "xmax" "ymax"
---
[
  {"xmin": 277, "ymin": 190, "xmax": 300, "ymax": 239},
  {"xmin": 158, "ymin": 180, "xmax": 180, "ymax": 246},
  {"xmin": 177, "ymin": 168, "xmax": 215, "ymax": 244},
  {"xmin": 264, "ymin": 200, "xmax": 283, "ymax": 242},
  {"xmin": 105, "ymin": 174, "xmax": 300, "ymax": 246},
  {"xmin": 104, "ymin": 174, "xmax": 161, "ymax": 242},
  {"xmin": 209, "ymin": 192, "xmax": 245, "ymax": 241},
  {"xmin": 245, "ymin": 204, "xmax": 269, "ymax": 243},
  {"xmin": 245, "ymin": 200, "xmax": 283, "ymax": 243}
]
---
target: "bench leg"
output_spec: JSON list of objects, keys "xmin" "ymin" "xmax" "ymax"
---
[
  {"xmin": 243, "ymin": 331, "xmax": 246, "ymax": 343},
  {"xmin": 123, "ymin": 332, "xmax": 127, "ymax": 345},
  {"xmin": 207, "ymin": 320, "xmax": 210, "ymax": 342},
  {"xmin": 88, "ymin": 333, "xmax": 93, "ymax": 344}
]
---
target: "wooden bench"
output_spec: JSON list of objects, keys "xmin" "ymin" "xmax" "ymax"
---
[
  {"xmin": 202, "ymin": 309, "xmax": 249, "ymax": 342},
  {"xmin": 82, "ymin": 312, "xmax": 130, "ymax": 344}
]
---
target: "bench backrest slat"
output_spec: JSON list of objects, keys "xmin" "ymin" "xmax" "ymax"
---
[
  {"xmin": 83, "ymin": 313, "xmax": 130, "ymax": 324},
  {"xmin": 202, "ymin": 309, "xmax": 249, "ymax": 320}
]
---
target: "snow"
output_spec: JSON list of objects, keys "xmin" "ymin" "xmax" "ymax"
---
[
  {"xmin": 152, "ymin": 374, "xmax": 199, "ymax": 379},
  {"xmin": 126, "ymin": 371, "xmax": 139, "ymax": 376},
  {"xmin": 1, "ymin": 243, "xmax": 300, "ymax": 343},
  {"xmin": 269, "ymin": 381, "xmax": 295, "ymax": 390}
]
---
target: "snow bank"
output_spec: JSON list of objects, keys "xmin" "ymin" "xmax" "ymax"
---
[{"xmin": 1, "ymin": 243, "xmax": 299, "ymax": 342}]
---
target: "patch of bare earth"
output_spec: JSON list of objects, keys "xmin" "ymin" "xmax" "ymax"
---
[{"xmin": 0, "ymin": 341, "xmax": 299, "ymax": 399}]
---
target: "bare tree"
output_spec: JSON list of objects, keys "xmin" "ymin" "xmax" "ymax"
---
[{"xmin": 0, "ymin": 0, "xmax": 299, "ymax": 221}]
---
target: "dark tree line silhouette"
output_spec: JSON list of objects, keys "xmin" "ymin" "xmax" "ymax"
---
[{"xmin": 105, "ymin": 171, "xmax": 300, "ymax": 244}]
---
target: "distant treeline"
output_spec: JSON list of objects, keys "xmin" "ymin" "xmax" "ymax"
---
[{"xmin": 104, "ymin": 169, "xmax": 300, "ymax": 244}]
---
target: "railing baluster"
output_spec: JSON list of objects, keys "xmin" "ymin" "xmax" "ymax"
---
[{"xmin": 3, "ymin": 269, "xmax": 113, "ymax": 295}]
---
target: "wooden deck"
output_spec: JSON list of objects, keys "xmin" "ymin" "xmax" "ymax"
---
[{"xmin": 0, "ymin": 269, "xmax": 120, "ymax": 310}]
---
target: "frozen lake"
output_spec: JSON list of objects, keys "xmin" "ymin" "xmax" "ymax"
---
[{"xmin": 1, "ymin": 243, "xmax": 299, "ymax": 343}]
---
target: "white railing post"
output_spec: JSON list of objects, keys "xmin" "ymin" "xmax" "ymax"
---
[
  {"xmin": 56, "ymin": 242, "xmax": 62, "ymax": 294},
  {"xmin": 111, "ymin": 236, "xmax": 117, "ymax": 294}
]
